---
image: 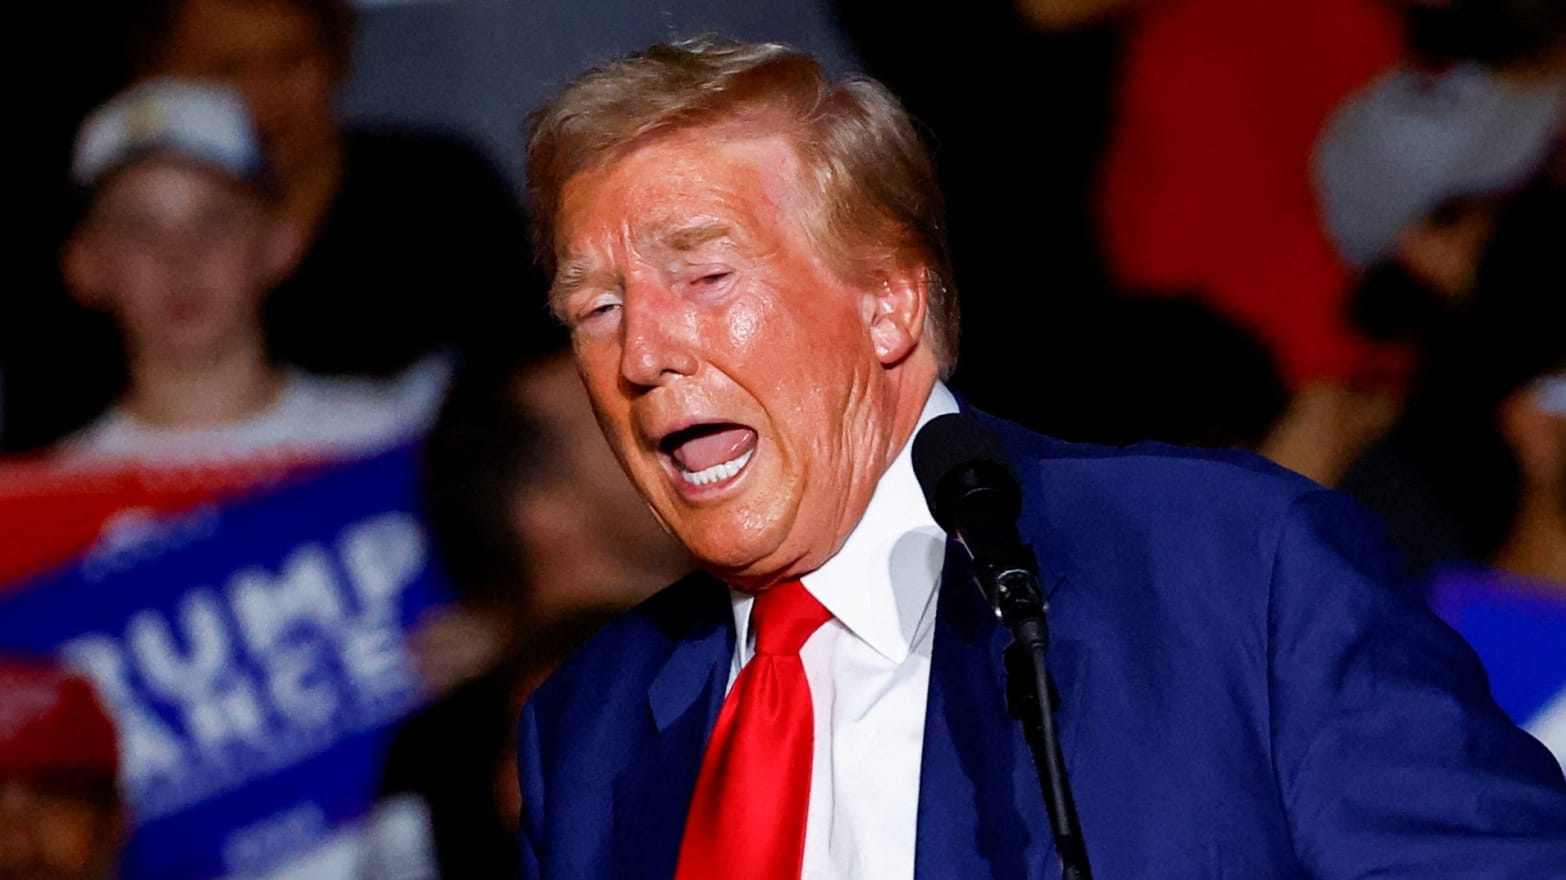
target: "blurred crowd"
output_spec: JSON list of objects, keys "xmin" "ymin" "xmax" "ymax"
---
[{"xmin": 5, "ymin": 0, "xmax": 1566, "ymax": 877}]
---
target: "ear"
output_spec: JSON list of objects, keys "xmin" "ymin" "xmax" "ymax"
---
[
  {"xmin": 258, "ymin": 214, "xmax": 306, "ymax": 290},
  {"xmin": 61, "ymin": 233, "xmax": 111, "ymax": 311},
  {"xmin": 864, "ymin": 260, "xmax": 929, "ymax": 367}
]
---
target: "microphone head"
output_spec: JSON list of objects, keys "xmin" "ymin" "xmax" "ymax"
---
[{"xmin": 911, "ymin": 412, "xmax": 1021, "ymax": 533}]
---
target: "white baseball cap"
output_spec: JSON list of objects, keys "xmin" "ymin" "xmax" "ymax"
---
[
  {"xmin": 1314, "ymin": 63, "xmax": 1566, "ymax": 268},
  {"xmin": 71, "ymin": 77, "xmax": 270, "ymax": 192},
  {"xmin": 1531, "ymin": 374, "xmax": 1566, "ymax": 416}
]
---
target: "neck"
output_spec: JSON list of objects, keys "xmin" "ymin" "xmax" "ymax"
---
[
  {"xmin": 1493, "ymin": 489, "xmax": 1566, "ymax": 588},
  {"xmin": 121, "ymin": 331, "xmax": 284, "ymax": 429}
]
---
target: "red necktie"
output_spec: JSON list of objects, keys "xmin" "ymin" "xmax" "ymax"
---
[{"xmin": 675, "ymin": 579, "xmax": 833, "ymax": 880}]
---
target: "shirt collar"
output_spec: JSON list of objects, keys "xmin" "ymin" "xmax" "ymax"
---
[{"xmin": 731, "ymin": 381, "xmax": 959, "ymax": 664}]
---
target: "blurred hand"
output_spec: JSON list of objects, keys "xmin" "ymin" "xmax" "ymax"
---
[
  {"xmin": 1261, "ymin": 380, "xmax": 1402, "ymax": 486},
  {"xmin": 406, "ymin": 605, "xmax": 514, "ymax": 697}
]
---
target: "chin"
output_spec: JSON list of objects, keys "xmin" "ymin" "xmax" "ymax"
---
[
  {"xmin": 678, "ymin": 538, "xmax": 766, "ymax": 577},
  {"xmin": 671, "ymin": 524, "xmax": 782, "ymax": 582},
  {"xmin": 649, "ymin": 483, "xmax": 801, "ymax": 581}
]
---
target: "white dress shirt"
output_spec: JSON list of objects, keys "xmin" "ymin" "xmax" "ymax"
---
[{"xmin": 728, "ymin": 381, "xmax": 958, "ymax": 880}]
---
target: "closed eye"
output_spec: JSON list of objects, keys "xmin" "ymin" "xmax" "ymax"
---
[
  {"xmin": 583, "ymin": 302, "xmax": 620, "ymax": 321},
  {"xmin": 569, "ymin": 294, "xmax": 622, "ymax": 330},
  {"xmin": 683, "ymin": 268, "xmax": 737, "ymax": 305}
]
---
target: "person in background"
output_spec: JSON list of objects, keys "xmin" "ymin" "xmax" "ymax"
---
[
  {"xmin": 0, "ymin": 655, "xmax": 124, "ymax": 880},
  {"xmin": 1016, "ymin": 0, "xmax": 1404, "ymax": 486},
  {"xmin": 125, "ymin": 0, "xmax": 547, "ymax": 379},
  {"xmin": 58, "ymin": 78, "xmax": 445, "ymax": 465},
  {"xmin": 1314, "ymin": 0, "xmax": 1566, "ymax": 359},
  {"xmin": 1341, "ymin": 169, "xmax": 1566, "ymax": 575},
  {"xmin": 1338, "ymin": 175, "xmax": 1566, "ymax": 763},
  {"xmin": 385, "ymin": 333, "xmax": 690, "ymax": 878},
  {"xmin": 1020, "ymin": 293, "xmax": 1291, "ymax": 453},
  {"xmin": 414, "ymin": 326, "xmax": 692, "ymax": 694},
  {"xmin": 1419, "ymin": 354, "xmax": 1566, "ymax": 768},
  {"xmin": 510, "ymin": 345, "xmax": 698, "ymax": 625}
]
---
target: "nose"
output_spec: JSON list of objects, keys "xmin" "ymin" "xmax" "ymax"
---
[
  {"xmin": 618, "ymin": 280, "xmax": 699, "ymax": 389},
  {"xmin": 153, "ymin": 226, "xmax": 205, "ymax": 273}
]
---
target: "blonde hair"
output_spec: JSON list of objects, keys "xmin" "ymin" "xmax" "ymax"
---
[{"xmin": 524, "ymin": 37, "xmax": 959, "ymax": 374}]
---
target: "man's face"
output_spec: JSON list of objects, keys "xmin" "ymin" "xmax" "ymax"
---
[
  {"xmin": 155, "ymin": 0, "xmax": 339, "ymax": 185},
  {"xmin": 552, "ymin": 128, "xmax": 903, "ymax": 586},
  {"xmin": 68, "ymin": 160, "xmax": 281, "ymax": 365}
]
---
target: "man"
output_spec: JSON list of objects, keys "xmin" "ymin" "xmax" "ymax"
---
[
  {"xmin": 60, "ymin": 77, "xmax": 445, "ymax": 463},
  {"xmin": 516, "ymin": 39, "xmax": 1566, "ymax": 879}
]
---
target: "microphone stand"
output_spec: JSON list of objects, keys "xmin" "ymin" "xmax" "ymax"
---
[{"xmin": 971, "ymin": 560, "xmax": 1093, "ymax": 880}]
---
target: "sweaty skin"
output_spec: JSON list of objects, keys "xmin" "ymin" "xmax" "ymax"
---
[{"xmin": 552, "ymin": 127, "xmax": 939, "ymax": 591}]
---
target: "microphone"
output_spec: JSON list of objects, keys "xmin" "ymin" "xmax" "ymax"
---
[
  {"xmin": 912, "ymin": 412, "xmax": 1047, "ymax": 636},
  {"xmin": 911, "ymin": 411, "xmax": 1093, "ymax": 879}
]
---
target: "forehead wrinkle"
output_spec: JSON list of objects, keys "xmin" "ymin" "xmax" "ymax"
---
[
  {"xmin": 552, "ymin": 137, "xmax": 792, "ymax": 309},
  {"xmin": 550, "ymin": 213, "xmax": 635, "ymax": 310},
  {"xmin": 635, "ymin": 210, "xmax": 768, "ymax": 274},
  {"xmin": 549, "ymin": 261, "xmax": 589, "ymax": 309}
]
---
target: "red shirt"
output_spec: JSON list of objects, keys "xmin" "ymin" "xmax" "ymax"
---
[{"xmin": 1100, "ymin": 0, "xmax": 1403, "ymax": 386}]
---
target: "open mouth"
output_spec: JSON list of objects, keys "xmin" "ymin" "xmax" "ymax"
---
[{"xmin": 660, "ymin": 423, "xmax": 758, "ymax": 488}]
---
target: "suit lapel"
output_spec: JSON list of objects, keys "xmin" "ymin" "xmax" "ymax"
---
[{"xmin": 610, "ymin": 580, "xmax": 734, "ymax": 880}]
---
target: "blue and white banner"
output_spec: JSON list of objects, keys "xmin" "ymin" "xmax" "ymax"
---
[{"xmin": 0, "ymin": 445, "xmax": 451, "ymax": 879}]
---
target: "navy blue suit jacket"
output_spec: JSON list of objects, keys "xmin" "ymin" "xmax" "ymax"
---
[{"xmin": 517, "ymin": 413, "xmax": 1566, "ymax": 878}]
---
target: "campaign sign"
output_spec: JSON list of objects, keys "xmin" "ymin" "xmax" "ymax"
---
[
  {"xmin": 0, "ymin": 451, "xmax": 312, "ymax": 588},
  {"xmin": 0, "ymin": 445, "xmax": 451, "ymax": 879}
]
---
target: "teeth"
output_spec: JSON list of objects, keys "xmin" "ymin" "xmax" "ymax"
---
[{"xmin": 680, "ymin": 448, "xmax": 754, "ymax": 486}]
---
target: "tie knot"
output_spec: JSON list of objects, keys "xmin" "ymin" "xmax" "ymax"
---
[{"xmin": 750, "ymin": 580, "xmax": 832, "ymax": 656}]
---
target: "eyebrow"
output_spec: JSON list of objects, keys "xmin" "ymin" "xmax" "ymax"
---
[
  {"xmin": 662, "ymin": 221, "xmax": 733, "ymax": 253},
  {"xmin": 548, "ymin": 259, "xmax": 601, "ymax": 316},
  {"xmin": 549, "ymin": 221, "xmax": 738, "ymax": 313}
]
